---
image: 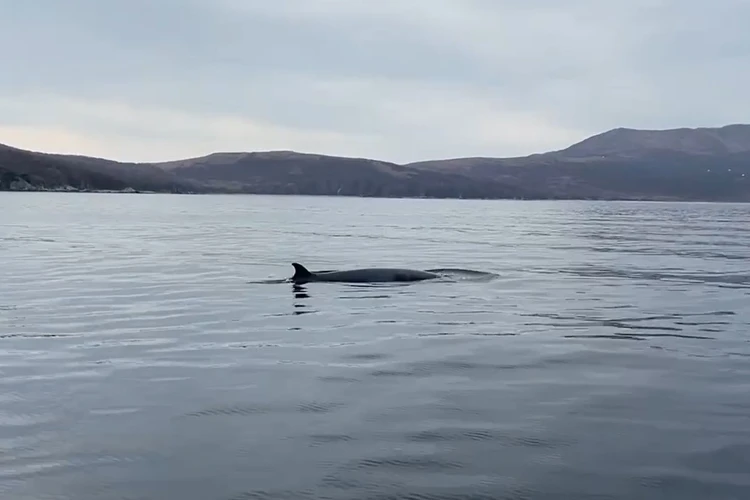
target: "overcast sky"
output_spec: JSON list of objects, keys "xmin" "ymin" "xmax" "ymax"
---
[{"xmin": 1, "ymin": 0, "xmax": 748, "ymax": 163}]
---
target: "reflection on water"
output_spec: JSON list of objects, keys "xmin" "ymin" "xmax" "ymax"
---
[
  {"xmin": 292, "ymin": 283, "xmax": 312, "ymax": 315},
  {"xmin": 293, "ymin": 283, "xmax": 310, "ymax": 299},
  {"xmin": 1, "ymin": 194, "xmax": 750, "ymax": 500}
]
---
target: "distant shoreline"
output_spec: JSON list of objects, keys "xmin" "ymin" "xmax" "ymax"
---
[
  {"xmin": 2, "ymin": 187, "xmax": 747, "ymax": 203},
  {"xmin": 0, "ymin": 186, "xmax": 163, "ymax": 195},
  {"xmin": 3, "ymin": 123, "xmax": 750, "ymax": 203}
]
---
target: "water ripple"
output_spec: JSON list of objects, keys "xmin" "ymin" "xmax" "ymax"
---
[{"xmin": 2, "ymin": 194, "xmax": 750, "ymax": 499}]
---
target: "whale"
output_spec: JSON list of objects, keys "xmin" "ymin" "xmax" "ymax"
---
[{"xmin": 290, "ymin": 262, "xmax": 439, "ymax": 284}]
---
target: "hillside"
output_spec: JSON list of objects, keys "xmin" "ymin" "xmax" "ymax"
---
[
  {"xmin": 151, "ymin": 150, "xmax": 536, "ymax": 199},
  {"xmin": 2, "ymin": 124, "xmax": 750, "ymax": 201},
  {"xmin": 0, "ymin": 143, "xmax": 199, "ymax": 193},
  {"xmin": 558, "ymin": 124, "xmax": 750, "ymax": 158},
  {"xmin": 406, "ymin": 125, "xmax": 750, "ymax": 201}
]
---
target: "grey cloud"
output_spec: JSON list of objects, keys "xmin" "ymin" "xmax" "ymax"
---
[{"xmin": 1, "ymin": 0, "xmax": 749, "ymax": 162}]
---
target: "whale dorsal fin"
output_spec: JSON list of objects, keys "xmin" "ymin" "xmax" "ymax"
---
[{"xmin": 291, "ymin": 262, "xmax": 313, "ymax": 279}]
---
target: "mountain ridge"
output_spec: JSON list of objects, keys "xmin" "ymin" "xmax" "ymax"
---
[{"xmin": 2, "ymin": 124, "xmax": 750, "ymax": 201}]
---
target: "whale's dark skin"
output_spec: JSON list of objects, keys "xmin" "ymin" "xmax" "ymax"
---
[{"xmin": 290, "ymin": 262, "xmax": 439, "ymax": 284}]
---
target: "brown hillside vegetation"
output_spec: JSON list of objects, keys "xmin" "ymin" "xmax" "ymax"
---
[{"xmin": 2, "ymin": 125, "xmax": 749, "ymax": 201}]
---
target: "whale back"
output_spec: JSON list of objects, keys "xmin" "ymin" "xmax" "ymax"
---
[{"xmin": 290, "ymin": 262, "xmax": 438, "ymax": 283}]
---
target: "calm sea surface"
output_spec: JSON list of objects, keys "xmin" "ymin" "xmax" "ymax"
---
[{"xmin": 2, "ymin": 193, "xmax": 750, "ymax": 500}]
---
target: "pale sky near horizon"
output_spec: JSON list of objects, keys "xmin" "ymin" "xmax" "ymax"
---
[{"xmin": 1, "ymin": 0, "xmax": 748, "ymax": 164}]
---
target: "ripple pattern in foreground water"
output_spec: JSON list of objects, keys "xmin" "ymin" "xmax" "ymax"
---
[{"xmin": 1, "ymin": 193, "xmax": 750, "ymax": 500}]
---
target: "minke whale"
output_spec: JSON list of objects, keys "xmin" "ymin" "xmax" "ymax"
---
[{"xmin": 290, "ymin": 262, "xmax": 439, "ymax": 284}]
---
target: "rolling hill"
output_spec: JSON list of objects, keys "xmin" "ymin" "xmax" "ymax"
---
[
  {"xmin": 2, "ymin": 124, "xmax": 749, "ymax": 201},
  {"xmin": 0, "ymin": 143, "xmax": 199, "ymax": 193}
]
